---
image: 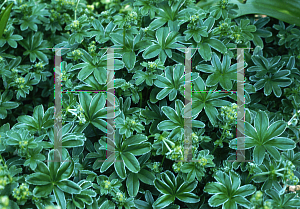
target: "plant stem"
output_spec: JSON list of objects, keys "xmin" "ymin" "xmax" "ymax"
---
[
  {"xmin": 212, "ymin": 126, "xmax": 227, "ymax": 154},
  {"xmin": 161, "ymin": 155, "xmax": 166, "ymax": 166},
  {"xmin": 139, "ymin": 92, "xmax": 142, "ymax": 108},
  {"xmin": 75, "ymin": 0, "xmax": 80, "ymax": 20},
  {"xmin": 0, "ymin": 0, "xmax": 7, "ymax": 9}
]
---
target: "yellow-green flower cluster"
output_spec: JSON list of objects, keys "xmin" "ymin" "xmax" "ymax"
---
[
  {"xmin": 120, "ymin": 82, "xmax": 134, "ymax": 91},
  {"xmin": 103, "ymin": 180, "xmax": 111, "ymax": 190},
  {"xmin": 50, "ymin": 9, "xmax": 61, "ymax": 22},
  {"xmin": 167, "ymin": 145, "xmax": 183, "ymax": 161},
  {"xmin": 15, "ymin": 77, "xmax": 25, "ymax": 85},
  {"xmin": 35, "ymin": 62, "xmax": 44, "ymax": 69},
  {"xmin": 71, "ymin": 20, "xmax": 80, "ymax": 30},
  {"xmin": 0, "ymin": 196, "xmax": 9, "ymax": 209},
  {"xmin": 76, "ymin": 105, "xmax": 86, "ymax": 125},
  {"xmin": 198, "ymin": 157, "xmax": 208, "ymax": 166},
  {"xmin": 18, "ymin": 140, "xmax": 28, "ymax": 149},
  {"xmin": 220, "ymin": 103, "xmax": 238, "ymax": 123},
  {"xmin": 190, "ymin": 14, "xmax": 200, "ymax": 24},
  {"xmin": 191, "ymin": 132, "xmax": 199, "ymax": 144},
  {"xmin": 148, "ymin": 62, "xmax": 158, "ymax": 71},
  {"xmin": 0, "ymin": 176, "xmax": 9, "ymax": 190},
  {"xmin": 113, "ymin": 191, "xmax": 126, "ymax": 205},
  {"xmin": 125, "ymin": 11, "xmax": 139, "ymax": 29},
  {"xmin": 172, "ymin": 162, "xmax": 183, "ymax": 173},
  {"xmin": 195, "ymin": 150, "xmax": 215, "ymax": 169},
  {"xmin": 88, "ymin": 41, "xmax": 96, "ymax": 54},
  {"xmin": 218, "ymin": 21, "xmax": 231, "ymax": 35},
  {"xmin": 151, "ymin": 162, "xmax": 162, "ymax": 173},
  {"xmin": 56, "ymin": 0, "xmax": 75, "ymax": 6},
  {"xmin": 0, "ymin": 56, "xmax": 3, "ymax": 63},
  {"xmin": 19, "ymin": 4, "xmax": 31, "ymax": 15},
  {"xmin": 218, "ymin": 0, "xmax": 228, "ymax": 9},
  {"xmin": 61, "ymin": 70, "xmax": 68, "ymax": 81},
  {"xmin": 262, "ymin": 200, "xmax": 272, "ymax": 209},
  {"xmin": 250, "ymin": 191, "xmax": 263, "ymax": 203},
  {"xmin": 13, "ymin": 183, "xmax": 30, "ymax": 201},
  {"xmin": 283, "ymin": 161, "xmax": 299, "ymax": 185},
  {"xmin": 71, "ymin": 49, "xmax": 83, "ymax": 61}
]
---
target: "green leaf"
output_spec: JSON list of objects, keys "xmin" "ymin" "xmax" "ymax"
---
[
  {"xmin": 33, "ymin": 184, "xmax": 54, "ymax": 197},
  {"xmin": 54, "ymin": 186, "xmax": 66, "ymax": 209},
  {"xmin": 265, "ymin": 120, "xmax": 286, "ymax": 140},
  {"xmin": 203, "ymin": 182, "xmax": 227, "ymax": 194},
  {"xmin": 115, "ymin": 155, "xmax": 126, "ymax": 179},
  {"xmin": 35, "ymin": 161, "xmax": 50, "ymax": 175},
  {"xmin": 26, "ymin": 172, "xmax": 51, "ymax": 185},
  {"xmin": 154, "ymin": 178, "xmax": 173, "ymax": 195},
  {"xmin": 225, "ymin": 0, "xmax": 300, "ymax": 27},
  {"xmin": 176, "ymin": 192, "xmax": 200, "ymax": 203},
  {"xmin": 254, "ymin": 111, "xmax": 269, "ymax": 140},
  {"xmin": 207, "ymin": 194, "xmax": 228, "ymax": 207},
  {"xmin": 47, "ymin": 149, "xmax": 61, "ymax": 181},
  {"xmin": 137, "ymin": 169, "xmax": 155, "ymax": 185},
  {"xmin": 123, "ymin": 51, "xmax": 136, "ymax": 69},
  {"xmin": 207, "ymin": 38, "xmax": 227, "ymax": 54},
  {"xmin": 153, "ymin": 194, "xmax": 175, "ymax": 209},
  {"xmin": 253, "ymin": 145, "xmax": 265, "ymax": 165},
  {"xmin": 56, "ymin": 180, "xmax": 81, "ymax": 194},
  {"xmin": 223, "ymin": 199, "xmax": 237, "ymax": 209},
  {"xmin": 266, "ymin": 137, "xmax": 296, "ymax": 150},
  {"xmin": 0, "ymin": 3, "xmax": 13, "ymax": 39},
  {"xmin": 121, "ymin": 152, "xmax": 140, "ymax": 173},
  {"xmin": 233, "ymin": 184, "xmax": 256, "ymax": 196},
  {"xmin": 126, "ymin": 173, "xmax": 140, "ymax": 197},
  {"xmin": 143, "ymin": 44, "xmax": 161, "ymax": 59}
]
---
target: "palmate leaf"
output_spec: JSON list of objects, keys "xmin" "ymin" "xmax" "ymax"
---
[
  {"xmin": 148, "ymin": 0, "xmax": 192, "ymax": 30},
  {"xmin": 78, "ymin": 92, "xmax": 121, "ymax": 133},
  {"xmin": 196, "ymin": 53, "xmax": 237, "ymax": 90},
  {"xmin": 229, "ymin": 110, "xmax": 296, "ymax": 165},
  {"xmin": 99, "ymin": 129, "xmax": 151, "ymax": 179},
  {"xmin": 187, "ymin": 17, "xmax": 227, "ymax": 61},
  {"xmin": 18, "ymin": 32, "xmax": 50, "ymax": 63},
  {"xmin": 190, "ymin": 77, "xmax": 232, "ymax": 126},
  {"xmin": 142, "ymin": 27, "xmax": 186, "ymax": 64},
  {"xmin": 154, "ymin": 64, "xmax": 199, "ymax": 101},
  {"xmin": 71, "ymin": 49, "xmax": 124, "ymax": 82},
  {"xmin": 248, "ymin": 54, "xmax": 292, "ymax": 97},
  {"xmin": 14, "ymin": 104, "xmax": 53, "ymax": 134},
  {"xmin": 0, "ymin": 90, "xmax": 19, "ymax": 119},
  {"xmin": 204, "ymin": 170, "xmax": 256, "ymax": 209},
  {"xmin": 157, "ymin": 99, "xmax": 205, "ymax": 139},
  {"xmin": 0, "ymin": 28, "xmax": 23, "ymax": 48},
  {"xmin": 110, "ymin": 30, "xmax": 151, "ymax": 70},
  {"xmin": 153, "ymin": 171, "xmax": 200, "ymax": 209}
]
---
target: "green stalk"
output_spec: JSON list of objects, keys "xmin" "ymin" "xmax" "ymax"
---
[
  {"xmin": 212, "ymin": 125, "xmax": 227, "ymax": 154},
  {"xmin": 74, "ymin": 0, "xmax": 80, "ymax": 20},
  {"xmin": 161, "ymin": 155, "xmax": 166, "ymax": 166},
  {"xmin": 0, "ymin": 0, "xmax": 7, "ymax": 9},
  {"xmin": 139, "ymin": 92, "xmax": 142, "ymax": 108},
  {"xmin": 162, "ymin": 139, "xmax": 172, "ymax": 153}
]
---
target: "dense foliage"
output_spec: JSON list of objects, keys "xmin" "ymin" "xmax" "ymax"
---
[{"xmin": 0, "ymin": 0, "xmax": 300, "ymax": 208}]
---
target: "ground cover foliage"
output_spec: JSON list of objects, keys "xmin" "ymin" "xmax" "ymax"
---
[{"xmin": 0, "ymin": 0, "xmax": 300, "ymax": 208}]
